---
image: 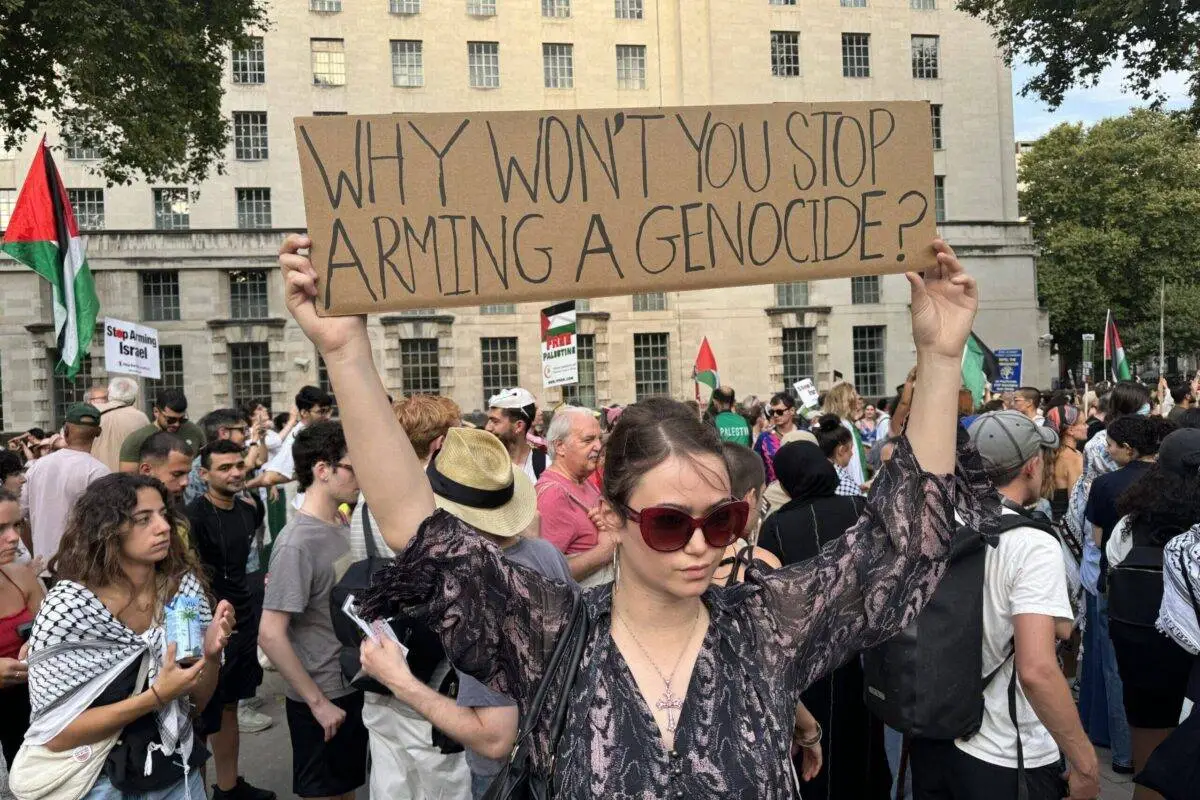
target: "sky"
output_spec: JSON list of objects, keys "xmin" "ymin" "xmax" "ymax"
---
[{"xmin": 1011, "ymin": 61, "xmax": 1192, "ymax": 142}]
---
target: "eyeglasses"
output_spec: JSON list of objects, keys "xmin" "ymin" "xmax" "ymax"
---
[
  {"xmin": 161, "ymin": 414, "xmax": 187, "ymax": 425},
  {"xmin": 621, "ymin": 499, "xmax": 749, "ymax": 552},
  {"xmin": 769, "ymin": 408, "xmax": 791, "ymax": 417},
  {"xmin": 223, "ymin": 426, "xmax": 249, "ymax": 436}
]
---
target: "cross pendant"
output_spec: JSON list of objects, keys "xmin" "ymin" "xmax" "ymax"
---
[{"xmin": 655, "ymin": 681, "xmax": 684, "ymax": 733}]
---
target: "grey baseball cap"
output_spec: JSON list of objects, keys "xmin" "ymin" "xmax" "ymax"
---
[{"xmin": 967, "ymin": 410, "xmax": 1059, "ymax": 477}]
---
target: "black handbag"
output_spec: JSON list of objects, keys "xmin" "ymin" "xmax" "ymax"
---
[{"xmin": 483, "ymin": 588, "xmax": 590, "ymax": 800}]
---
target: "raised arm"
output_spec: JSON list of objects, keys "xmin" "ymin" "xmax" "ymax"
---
[{"xmin": 279, "ymin": 234, "xmax": 434, "ymax": 551}]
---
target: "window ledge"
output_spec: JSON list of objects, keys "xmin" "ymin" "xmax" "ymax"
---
[
  {"xmin": 765, "ymin": 305, "xmax": 832, "ymax": 316},
  {"xmin": 578, "ymin": 311, "xmax": 611, "ymax": 321},
  {"xmin": 380, "ymin": 313, "xmax": 455, "ymax": 325},
  {"xmin": 207, "ymin": 317, "xmax": 287, "ymax": 328}
]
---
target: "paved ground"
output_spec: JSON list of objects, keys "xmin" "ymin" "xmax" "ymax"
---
[{"xmin": 236, "ymin": 672, "xmax": 1135, "ymax": 800}]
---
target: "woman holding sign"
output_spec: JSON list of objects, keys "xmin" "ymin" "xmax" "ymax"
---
[{"xmin": 278, "ymin": 233, "xmax": 997, "ymax": 798}]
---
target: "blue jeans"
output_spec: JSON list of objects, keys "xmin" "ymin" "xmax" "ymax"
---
[
  {"xmin": 82, "ymin": 768, "xmax": 205, "ymax": 800},
  {"xmin": 471, "ymin": 771, "xmax": 496, "ymax": 800},
  {"xmin": 1078, "ymin": 592, "xmax": 1132, "ymax": 768},
  {"xmin": 885, "ymin": 725, "xmax": 913, "ymax": 798}
]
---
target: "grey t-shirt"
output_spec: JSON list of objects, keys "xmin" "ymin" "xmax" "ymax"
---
[
  {"xmin": 457, "ymin": 537, "xmax": 573, "ymax": 777},
  {"xmin": 264, "ymin": 512, "xmax": 356, "ymax": 701}
]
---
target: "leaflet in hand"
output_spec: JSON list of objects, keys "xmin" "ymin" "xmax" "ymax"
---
[{"xmin": 341, "ymin": 594, "xmax": 408, "ymax": 656}]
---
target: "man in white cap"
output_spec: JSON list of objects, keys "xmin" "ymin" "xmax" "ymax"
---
[{"xmin": 485, "ymin": 387, "xmax": 548, "ymax": 482}]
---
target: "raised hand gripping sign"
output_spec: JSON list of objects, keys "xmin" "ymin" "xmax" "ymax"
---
[{"xmin": 295, "ymin": 102, "xmax": 937, "ymax": 316}]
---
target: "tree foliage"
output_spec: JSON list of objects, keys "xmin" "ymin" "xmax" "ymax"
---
[
  {"xmin": 0, "ymin": 0, "xmax": 267, "ymax": 185},
  {"xmin": 958, "ymin": 0, "xmax": 1200, "ymax": 123},
  {"xmin": 1019, "ymin": 109, "xmax": 1200, "ymax": 371}
]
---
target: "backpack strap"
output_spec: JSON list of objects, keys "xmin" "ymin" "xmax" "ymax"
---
[
  {"xmin": 531, "ymin": 449, "xmax": 547, "ymax": 479},
  {"xmin": 1008, "ymin": 662, "xmax": 1028, "ymax": 800},
  {"xmin": 360, "ymin": 501, "xmax": 379, "ymax": 560}
]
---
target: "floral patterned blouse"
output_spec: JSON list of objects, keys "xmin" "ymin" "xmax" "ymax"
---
[{"xmin": 363, "ymin": 437, "xmax": 998, "ymax": 799}]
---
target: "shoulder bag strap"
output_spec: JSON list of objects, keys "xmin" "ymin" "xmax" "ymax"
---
[
  {"xmin": 1008, "ymin": 663, "xmax": 1028, "ymax": 800},
  {"xmin": 360, "ymin": 502, "xmax": 379, "ymax": 560}
]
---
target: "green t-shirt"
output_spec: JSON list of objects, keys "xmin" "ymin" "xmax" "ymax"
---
[
  {"xmin": 714, "ymin": 411, "xmax": 751, "ymax": 447},
  {"xmin": 118, "ymin": 421, "xmax": 207, "ymax": 464}
]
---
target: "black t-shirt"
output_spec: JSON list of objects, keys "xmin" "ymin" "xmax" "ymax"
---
[
  {"xmin": 1086, "ymin": 460, "xmax": 1152, "ymax": 587},
  {"xmin": 185, "ymin": 494, "xmax": 263, "ymax": 620}
]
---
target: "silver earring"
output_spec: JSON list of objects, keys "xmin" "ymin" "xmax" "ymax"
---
[{"xmin": 612, "ymin": 546, "xmax": 620, "ymax": 584}]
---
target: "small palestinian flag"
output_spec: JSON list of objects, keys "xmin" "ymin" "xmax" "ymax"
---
[
  {"xmin": 961, "ymin": 332, "xmax": 1001, "ymax": 406},
  {"xmin": 540, "ymin": 301, "xmax": 576, "ymax": 345},
  {"xmin": 1, "ymin": 138, "xmax": 99, "ymax": 378},
  {"xmin": 1104, "ymin": 310, "xmax": 1132, "ymax": 381},
  {"xmin": 693, "ymin": 337, "xmax": 719, "ymax": 401}
]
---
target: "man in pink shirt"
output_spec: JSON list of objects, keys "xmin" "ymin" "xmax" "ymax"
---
[
  {"xmin": 21, "ymin": 403, "xmax": 110, "ymax": 566},
  {"xmin": 535, "ymin": 406, "xmax": 614, "ymax": 585}
]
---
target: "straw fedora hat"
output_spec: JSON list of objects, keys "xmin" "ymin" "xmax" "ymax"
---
[{"xmin": 426, "ymin": 427, "xmax": 536, "ymax": 538}]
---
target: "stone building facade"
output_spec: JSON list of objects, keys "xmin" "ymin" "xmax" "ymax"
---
[{"xmin": 0, "ymin": 0, "xmax": 1051, "ymax": 430}]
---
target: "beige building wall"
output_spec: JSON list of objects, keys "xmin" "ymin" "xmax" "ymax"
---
[{"xmin": 0, "ymin": 0, "xmax": 1051, "ymax": 431}]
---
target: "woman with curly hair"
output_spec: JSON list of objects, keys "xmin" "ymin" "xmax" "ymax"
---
[{"xmin": 17, "ymin": 474, "xmax": 234, "ymax": 800}]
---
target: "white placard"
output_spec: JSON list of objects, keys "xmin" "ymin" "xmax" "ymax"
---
[
  {"xmin": 103, "ymin": 318, "xmax": 160, "ymax": 379},
  {"xmin": 793, "ymin": 379, "xmax": 820, "ymax": 410}
]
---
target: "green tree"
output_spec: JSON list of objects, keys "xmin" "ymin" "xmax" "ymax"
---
[
  {"xmin": 0, "ymin": 0, "xmax": 267, "ymax": 185},
  {"xmin": 958, "ymin": 0, "xmax": 1200, "ymax": 122},
  {"xmin": 1019, "ymin": 109, "xmax": 1200, "ymax": 372}
]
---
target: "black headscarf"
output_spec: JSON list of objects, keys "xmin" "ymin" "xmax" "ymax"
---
[{"xmin": 773, "ymin": 441, "xmax": 838, "ymax": 504}]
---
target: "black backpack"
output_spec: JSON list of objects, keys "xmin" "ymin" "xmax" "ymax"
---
[
  {"xmin": 531, "ymin": 449, "xmax": 547, "ymax": 479},
  {"xmin": 1107, "ymin": 536, "xmax": 1168, "ymax": 628},
  {"xmin": 330, "ymin": 503, "xmax": 446, "ymax": 692},
  {"xmin": 862, "ymin": 510, "xmax": 1060, "ymax": 740}
]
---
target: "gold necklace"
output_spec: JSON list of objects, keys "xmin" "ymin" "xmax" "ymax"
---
[{"xmin": 616, "ymin": 606, "xmax": 702, "ymax": 733}]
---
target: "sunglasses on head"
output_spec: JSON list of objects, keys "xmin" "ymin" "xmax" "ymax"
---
[{"xmin": 621, "ymin": 499, "xmax": 750, "ymax": 552}]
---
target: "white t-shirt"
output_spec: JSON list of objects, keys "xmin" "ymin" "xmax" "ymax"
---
[
  {"xmin": 956, "ymin": 510, "xmax": 1074, "ymax": 770},
  {"xmin": 263, "ymin": 423, "xmax": 307, "ymax": 512},
  {"xmin": 519, "ymin": 449, "xmax": 551, "ymax": 483}
]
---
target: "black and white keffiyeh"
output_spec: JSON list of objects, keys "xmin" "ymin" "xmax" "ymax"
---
[
  {"xmin": 26, "ymin": 573, "xmax": 212, "ymax": 785},
  {"xmin": 1160, "ymin": 525, "xmax": 1200, "ymax": 655}
]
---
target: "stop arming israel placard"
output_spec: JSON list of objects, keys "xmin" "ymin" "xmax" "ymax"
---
[
  {"xmin": 294, "ymin": 101, "xmax": 938, "ymax": 315},
  {"xmin": 541, "ymin": 301, "xmax": 578, "ymax": 389},
  {"xmin": 104, "ymin": 318, "xmax": 161, "ymax": 379}
]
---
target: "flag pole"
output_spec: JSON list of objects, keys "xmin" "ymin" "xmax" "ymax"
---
[
  {"xmin": 1104, "ymin": 309, "xmax": 1111, "ymax": 383},
  {"xmin": 1160, "ymin": 278, "xmax": 1166, "ymax": 377}
]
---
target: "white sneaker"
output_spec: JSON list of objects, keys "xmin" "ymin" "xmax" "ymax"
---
[
  {"xmin": 240, "ymin": 696, "xmax": 264, "ymax": 711},
  {"xmin": 237, "ymin": 704, "xmax": 273, "ymax": 733}
]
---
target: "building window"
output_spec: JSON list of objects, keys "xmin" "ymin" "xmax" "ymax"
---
[
  {"xmin": 851, "ymin": 275, "xmax": 881, "ymax": 304},
  {"xmin": 561, "ymin": 334, "xmax": 597, "ymax": 408},
  {"xmin": 0, "ymin": 359, "xmax": 4, "ymax": 432},
  {"xmin": 542, "ymin": 0, "xmax": 570, "ymax": 18},
  {"xmin": 65, "ymin": 139, "xmax": 99, "ymax": 160},
  {"xmin": 770, "ymin": 31, "xmax": 800, "ymax": 77},
  {"xmin": 311, "ymin": 38, "xmax": 347, "ymax": 86},
  {"xmin": 466, "ymin": 0, "xmax": 496, "ymax": 14},
  {"xmin": 50, "ymin": 352, "xmax": 94, "ymax": 428},
  {"xmin": 232, "ymin": 111, "xmax": 269, "ymax": 160},
  {"xmin": 841, "ymin": 33, "xmax": 870, "ymax": 77},
  {"xmin": 769, "ymin": 0, "xmax": 797, "ymax": 5},
  {"xmin": 153, "ymin": 188, "xmax": 190, "ymax": 231},
  {"xmin": 400, "ymin": 339, "xmax": 441, "ymax": 394},
  {"xmin": 144, "ymin": 345, "xmax": 185, "ymax": 416},
  {"xmin": 633, "ymin": 333, "xmax": 670, "ymax": 399},
  {"xmin": 781, "ymin": 328, "xmax": 814, "ymax": 387},
  {"xmin": 930, "ymin": 104, "xmax": 943, "ymax": 149},
  {"xmin": 309, "ymin": 0, "xmax": 341, "ymax": 11},
  {"xmin": 390, "ymin": 0, "xmax": 421, "ymax": 12},
  {"xmin": 236, "ymin": 188, "xmax": 272, "ymax": 229},
  {"xmin": 543, "ymin": 43, "xmax": 574, "ymax": 89},
  {"xmin": 67, "ymin": 189, "xmax": 104, "ymax": 230},
  {"xmin": 468, "ymin": 41, "xmax": 500, "ymax": 88},
  {"xmin": 480, "ymin": 303, "xmax": 516, "ymax": 314},
  {"xmin": 0, "ymin": 189, "xmax": 16, "ymax": 229},
  {"xmin": 632, "ymin": 292, "xmax": 666, "ymax": 312},
  {"xmin": 840, "ymin": 0, "xmax": 867, "ymax": 6},
  {"xmin": 229, "ymin": 343, "xmax": 271, "ymax": 410},
  {"xmin": 934, "ymin": 175, "xmax": 946, "ymax": 222},
  {"xmin": 911, "ymin": 0, "xmax": 936, "ymax": 8},
  {"xmin": 315, "ymin": 355, "xmax": 337, "ymax": 415},
  {"xmin": 775, "ymin": 281, "xmax": 808, "ymax": 307},
  {"xmin": 390, "ymin": 40, "xmax": 424, "ymax": 87},
  {"xmin": 232, "ymin": 37, "xmax": 266, "ymax": 84},
  {"xmin": 575, "ymin": 298, "xmax": 590, "ymax": 312},
  {"xmin": 481, "ymin": 337, "xmax": 519, "ymax": 408},
  {"xmin": 140, "ymin": 271, "xmax": 181, "ymax": 322},
  {"xmin": 616, "ymin": 44, "xmax": 647, "ymax": 89},
  {"xmin": 852, "ymin": 326, "xmax": 886, "ymax": 397},
  {"xmin": 911, "ymin": 35, "xmax": 940, "ymax": 79},
  {"xmin": 615, "ymin": 0, "xmax": 643, "ymax": 18},
  {"xmin": 229, "ymin": 269, "xmax": 270, "ymax": 319}
]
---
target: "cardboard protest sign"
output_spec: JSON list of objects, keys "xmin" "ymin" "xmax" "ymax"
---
[
  {"xmin": 541, "ymin": 300, "xmax": 578, "ymax": 389},
  {"xmin": 104, "ymin": 318, "xmax": 160, "ymax": 379},
  {"xmin": 295, "ymin": 102, "xmax": 937, "ymax": 316}
]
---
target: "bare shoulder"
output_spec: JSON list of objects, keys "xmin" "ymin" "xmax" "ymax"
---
[{"xmin": 2, "ymin": 563, "xmax": 39, "ymax": 595}]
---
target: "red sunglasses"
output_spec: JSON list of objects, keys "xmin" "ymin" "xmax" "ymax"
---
[{"xmin": 621, "ymin": 499, "xmax": 750, "ymax": 552}]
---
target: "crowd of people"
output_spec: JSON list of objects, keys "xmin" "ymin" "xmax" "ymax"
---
[{"xmin": 0, "ymin": 237, "xmax": 1194, "ymax": 800}]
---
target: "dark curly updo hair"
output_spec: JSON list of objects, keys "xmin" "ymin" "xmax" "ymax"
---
[{"xmin": 814, "ymin": 414, "xmax": 852, "ymax": 459}]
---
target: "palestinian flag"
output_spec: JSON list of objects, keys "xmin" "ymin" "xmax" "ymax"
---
[
  {"xmin": 1, "ymin": 138, "xmax": 99, "ymax": 378},
  {"xmin": 693, "ymin": 337, "xmax": 719, "ymax": 401},
  {"xmin": 1104, "ymin": 310, "xmax": 1132, "ymax": 381},
  {"xmin": 540, "ymin": 300, "xmax": 576, "ymax": 341},
  {"xmin": 961, "ymin": 332, "xmax": 1001, "ymax": 406}
]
